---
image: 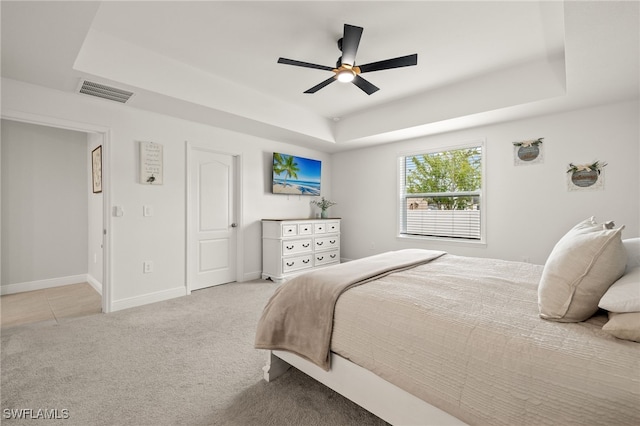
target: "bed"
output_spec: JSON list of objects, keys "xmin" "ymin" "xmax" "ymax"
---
[{"xmin": 255, "ymin": 218, "xmax": 640, "ymax": 425}]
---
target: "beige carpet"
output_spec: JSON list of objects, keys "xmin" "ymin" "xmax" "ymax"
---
[{"xmin": 1, "ymin": 280, "xmax": 387, "ymax": 425}]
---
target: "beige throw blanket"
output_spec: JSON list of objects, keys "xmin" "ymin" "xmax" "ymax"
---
[{"xmin": 254, "ymin": 249, "xmax": 446, "ymax": 370}]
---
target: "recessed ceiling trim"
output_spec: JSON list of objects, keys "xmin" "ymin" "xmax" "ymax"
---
[{"xmin": 77, "ymin": 80, "xmax": 134, "ymax": 103}]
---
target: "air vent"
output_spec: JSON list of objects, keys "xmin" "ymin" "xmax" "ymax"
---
[{"xmin": 78, "ymin": 80, "xmax": 134, "ymax": 103}]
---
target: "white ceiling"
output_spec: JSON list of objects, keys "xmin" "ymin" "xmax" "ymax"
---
[{"xmin": 1, "ymin": 1, "xmax": 638, "ymax": 152}]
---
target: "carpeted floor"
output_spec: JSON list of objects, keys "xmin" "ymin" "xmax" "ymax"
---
[{"xmin": 1, "ymin": 280, "xmax": 387, "ymax": 425}]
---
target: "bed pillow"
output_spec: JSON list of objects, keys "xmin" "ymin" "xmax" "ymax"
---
[
  {"xmin": 598, "ymin": 267, "xmax": 640, "ymax": 313},
  {"xmin": 623, "ymin": 238, "xmax": 640, "ymax": 271},
  {"xmin": 538, "ymin": 217, "xmax": 626, "ymax": 322},
  {"xmin": 602, "ymin": 312, "xmax": 640, "ymax": 342}
]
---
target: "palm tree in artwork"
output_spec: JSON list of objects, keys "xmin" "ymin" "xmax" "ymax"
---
[
  {"xmin": 273, "ymin": 153, "xmax": 286, "ymax": 177},
  {"xmin": 279, "ymin": 155, "xmax": 300, "ymax": 188}
]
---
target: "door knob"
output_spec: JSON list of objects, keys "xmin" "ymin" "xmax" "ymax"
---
[{"xmin": 231, "ymin": 223, "xmax": 238, "ymax": 228}]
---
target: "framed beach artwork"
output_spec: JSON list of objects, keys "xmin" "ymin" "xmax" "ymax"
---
[{"xmin": 272, "ymin": 153, "xmax": 321, "ymax": 196}]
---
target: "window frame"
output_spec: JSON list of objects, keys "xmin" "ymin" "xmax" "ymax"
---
[{"xmin": 397, "ymin": 140, "xmax": 486, "ymax": 245}]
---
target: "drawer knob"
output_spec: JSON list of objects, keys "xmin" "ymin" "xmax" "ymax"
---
[
  {"xmin": 316, "ymin": 241, "xmax": 323, "ymax": 246},
  {"xmin": 330, "ymin": 240, "xmax": 336, "ymax": 244},
  {"xmin": 286, "ymin": 245, "xmax": 294, "ymax": 250},
  {"xmin": 317, "ymin": 256, "xmax": 324, "ymax": 261},
  {"xmin": 303, "ymin": 243, "xmax": 310, "ymax": 248},
  {"xmin": 303, "ymin": 259, "xmax": 310, "ymax": 264},
  {"xmin": 286, "ymin": 261, "xmax": 294, "ymax": 267}
]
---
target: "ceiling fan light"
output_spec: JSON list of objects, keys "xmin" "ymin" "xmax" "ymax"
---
[{"xmin": 337, "ymin": 69, "xmax": 355, "ymax": 83}]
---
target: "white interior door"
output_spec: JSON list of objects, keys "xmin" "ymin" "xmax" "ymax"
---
[{"xmin": 190, "ymin": 148, "xmax": 237, "ymax": 290}]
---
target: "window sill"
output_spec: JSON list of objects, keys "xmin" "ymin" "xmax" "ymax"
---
[{"xmin": 397, "ymin": 234, "xmax": 487, "ymax": 248}]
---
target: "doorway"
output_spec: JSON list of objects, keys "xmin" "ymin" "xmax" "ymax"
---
[
  {"xmin": 0, "ymin": 111, "xmax": 111, "ymax": 313},
  {"xmin": 187, "ymin": 145, "xmax": 241, "ymax": 292}
]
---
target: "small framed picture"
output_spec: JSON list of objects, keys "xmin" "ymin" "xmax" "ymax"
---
[
  {"xmin": 91, "ymin": 145, "xmax": 102, "ymax": 193},
  {"xmin": 513, "ymin": 138, "xmax": 543, "ymax": 166},
  {"xmin": 567, "ymin": 161, "xmax": 606, "ymax": 191},
  {"xmin": 139, "ymin": 141, "xmax": 163, "ymax": 185}
]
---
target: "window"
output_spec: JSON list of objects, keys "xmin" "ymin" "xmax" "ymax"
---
[{"xmin": 398, "ymin": 143, "xmax": 484, "ymax": 241}]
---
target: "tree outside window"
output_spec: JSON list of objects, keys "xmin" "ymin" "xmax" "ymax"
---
[{"xmin": 399, "ymin": 144, "xmax": 483, "ymax": 240}]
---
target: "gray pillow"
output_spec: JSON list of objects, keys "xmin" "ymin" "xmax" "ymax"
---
[
  {"xmin": 622, "ymin": 237, "xmax": 640, "ymax": 271},
  {"xmin": 603, "ymin": 312, "xmax": 640, "ymax": 342},
  {"xmin": 598, "ymin": 267, "xmax": 640, "ymax": 313},
  {"xmin": 538, "ymin": 217, "xmax": 626, "ymax": 322}
]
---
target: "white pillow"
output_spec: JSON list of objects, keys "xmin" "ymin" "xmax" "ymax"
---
[
  {"xmin": 622, "ymin": 237, "xmax": 640, "ymax": 271},
  {"xmin": 602, "ymin": 312, "xmax": 640, "ymax": 343},
  {"xmin": 538, "ymin": 217, "xmax": 627, "ymax": 322},
  {"xmin": 598, "ymin": 267, "xmax": 640, "ymax": 313}
]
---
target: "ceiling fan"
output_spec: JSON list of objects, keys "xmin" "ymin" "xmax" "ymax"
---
[{"xmin": 278, "ymin": 24, "xmax": 418, "ymax": 95}]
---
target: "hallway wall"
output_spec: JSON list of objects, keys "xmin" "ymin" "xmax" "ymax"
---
[{"xmin": 1, "ymin": 119, "xmax": 88, "ymax": 290}]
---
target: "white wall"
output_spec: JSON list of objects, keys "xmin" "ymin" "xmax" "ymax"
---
[
  {"xmin": 1, "ymin": 119, "xmax": 88, "ymax": 286},
  {"xmin": 87, "ymin": 132, "xmax": 103, "ymax": 292},
  {"xmin": 1, "ymin": 78, "xmax": 332, "ymax": 310},
  {"xmin": 331, "ymin": 100, "xmax": 640, "ymax": 265}
]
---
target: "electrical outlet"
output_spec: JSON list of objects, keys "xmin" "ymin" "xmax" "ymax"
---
[{"xmin": 143, "ymin": 261, "xmax": 153, "ymax": 273}]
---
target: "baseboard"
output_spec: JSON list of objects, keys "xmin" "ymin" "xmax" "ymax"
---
[
  {"xmin": 86, "ymin": 274, "xmax": 103, "ymax": 296},
  {"xmin": 110, "ymin": 286, "xmax": 187, "ymax": 312},
  {"xmin": 0, "ymin": 274, "xmax": 89, "ymax": 296},
  {"xmin": 243, "ymin": 271, "xmax": 264, "ymax": 281}
]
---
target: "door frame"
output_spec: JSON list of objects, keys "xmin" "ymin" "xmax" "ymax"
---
[
  {"xmin": 1, "ymin": 109, "xmax": 113, "ymax": 313},
  {"xmin": 185, "ymin": 142, "xmax": 243, "ymax": 294}
]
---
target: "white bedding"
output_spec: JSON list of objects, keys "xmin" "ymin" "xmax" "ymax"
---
[{"xmin": 331, "ymin": 254, "xmax": 640, "ymax": 426}]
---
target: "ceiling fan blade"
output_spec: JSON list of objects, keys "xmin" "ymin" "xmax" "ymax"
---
[
  {"xmin": 340, "ymin": 24, "xmax": 363, "ymax": 66},
  {"xmin": 278, "ymin": 58, "xmax": 334, "ymax": 72},
  {"xmin": 358, "ymin": 54, "xmax": 418, "ymax": 73},
  {"xmin": 304, "ymin": 76, "xmax": 337, "ymax": 94},
  {"xmin": 352, "ymin": 75, "xmax": 379, "ymax": 95}
]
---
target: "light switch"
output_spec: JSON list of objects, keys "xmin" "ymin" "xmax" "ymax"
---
[
  {"xmin": 143, "ymin": 205, "xmax": 153, "ymax": 217},
  {"xmin": 113, "ymin": 206, "xmax": 124, "ymax": 217}
]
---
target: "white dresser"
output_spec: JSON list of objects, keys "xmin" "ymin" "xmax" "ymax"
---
[{"xmin": 262, "ymin": 218, "xmax": 341, "ymax": 282}]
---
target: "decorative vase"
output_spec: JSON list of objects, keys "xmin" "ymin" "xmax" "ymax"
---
[{"xmin": 321, "ymin": 209, "xmax": 328, "ymax": 219}]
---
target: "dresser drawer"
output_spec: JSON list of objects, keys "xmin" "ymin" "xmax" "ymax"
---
[
  {"xmin": 298, "ymin": 223, "xmax": 313, "ymax": 235},
  {"xmin": 281, "ymin": 224, "xmax": 298, "ymax": 237},
  {"xmin": 282, "ymin": 238, "xmax": 312, "ymax": 255},
  {"xmin": 326, "ymin": 221, "xmax": 340, "ymax": 233},
  {"xmin": 314, "ymin": 250, "xmax": 339, "ymax": 266},
  {"xmin": 283, "ymin": 254, "xmax": 313, "ymax": 272},
  {"xmin": 313, "ymin": 223, "xmax": 326, "ymax": 234},
  {"xmin": 314, "ymin": 236, "xmax": 339, "ymax": 251}
]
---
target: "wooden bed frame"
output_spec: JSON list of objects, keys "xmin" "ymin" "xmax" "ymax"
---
[{"xmin": 263, "ymin": 349, "xmax": 466, "ymax": 425}]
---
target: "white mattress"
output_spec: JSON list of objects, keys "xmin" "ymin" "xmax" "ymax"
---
[{"xmin": 331, "ymin": 254, "xmax": 640, "ymax": 426}]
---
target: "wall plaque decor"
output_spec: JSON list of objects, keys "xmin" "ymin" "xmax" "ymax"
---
[
  {"xmin": 567, "ymin": 160, "xmax": 606, "ymax": 191},
  {"xmin": 91, "ymin": 145, "xmax": 102, "ymax": 193},
  {"xmin": 513, "ymin": 137, "xmax": 544, "ymax": 165},
  {"xmin": 139, "ymin": 141, "xmax": 163, "ymax": 184}
]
